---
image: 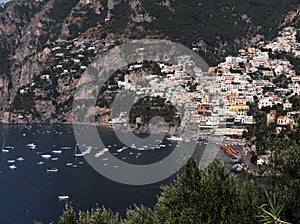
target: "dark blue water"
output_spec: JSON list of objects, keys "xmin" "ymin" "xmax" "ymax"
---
[
  {"xmin": 0, "ymin": 124, "xmax": 230, "ymax": 224},
  {"xmin": 0, "ymin": 124, "xmax": 182, "ymax": 224}
]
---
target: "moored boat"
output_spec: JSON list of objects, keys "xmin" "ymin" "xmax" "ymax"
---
[
  {"xmin": 9, "ymin": 164, "xmax": 17, "ymax": 169},
  {"xmin": 1, "ymin": 138, "xmax": 14, "ymax": 152},
  {"xmin": 26, "ymin": 143, "xmax": 37, "ymax": 150},
  {"xmin": 94, "ymin": 148, "xmax": 109, "ymax": 158},
  {"xmin": 41, "ymin": 154, "xmax": 52, "ymax": 159},
  {"xmin": 58, "ymin": 195, "xmax": 69, "ymax": 200},
  {"xmin": 47, "ymin": 167, "xmax": 58, "ymax": 172},
  {"xmin": 73, "ymin": 144, "xmax": 84, "ymax": 157},
  {"xmin": 61, "ymin": 146, "xmax": 72, "ymax": 150}
]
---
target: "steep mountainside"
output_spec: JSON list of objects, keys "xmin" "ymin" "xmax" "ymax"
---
[{"xmin": 0, "ymin": 0, "xmax": 299, "ymax": 123}]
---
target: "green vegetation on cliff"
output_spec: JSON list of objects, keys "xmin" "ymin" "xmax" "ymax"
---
[{"xmin": 44, "ymin": 155, "xmax": 300, "ymax": 224}]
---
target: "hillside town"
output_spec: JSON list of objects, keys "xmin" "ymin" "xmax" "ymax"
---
[
  {"xmin": 109, "ymin": 25, "xmax": 300, "ymax": 173},
  {"xmin": 9, "ymin": 23, "xmax": 300, "ymax": 174}
]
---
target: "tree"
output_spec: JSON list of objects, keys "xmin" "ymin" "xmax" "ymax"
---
[
  {"xmin": 155, "ymin": 158, "xmax": 260, "ymax": 224},
  {"xmin": 58, "ymin": 203, "xmax": 76, "ymax": 224},
  {"xmin": 52, "ymin": 157, "xmax": 300, "ymax": 224},
  {"xmin": 124, "ymin": 205, "xmax": 157, "ymax": 224}
]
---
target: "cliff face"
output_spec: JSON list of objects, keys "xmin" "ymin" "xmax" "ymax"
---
[{"xmin": 0, "ymin": 0, "xmax": 298, "ymax": 124}]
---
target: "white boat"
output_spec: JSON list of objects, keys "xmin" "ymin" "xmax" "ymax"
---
[
  {"xmin": 94, "ymin": 148, "xmax": 109, "ymax": 158},
  {"xmin": 26, "ymin": 143, "xmax": 37, "ymax": 150},
  {"xmin": 73, "ymin": 144, "xmax": 84, "ymax": 157},
  {"xmin": 61, "ymin": 146, "xmax": 72, "ymax": 150},
  {"xmin": 37, "ymin": 161, "xmax": 44, "ymax": 165},
  {"xmin": 9, "ymin": 164, "xmax": 17, "ymax": 169},
  {"xmin": 51, "ymin": 157, "xmax": 59, "ymax": 161},
  {"xmin": 1, "ymin": 138, "xmax": 14, "ymax": 152},
  {"xmin": 117, "ymin": 148, "xmax": 125, "ymax": 153},
  {"xmin": 53, "ymin": 150, "xmax": 62, "ymax": 154},
  {"xmin": 81, "ymin": 146, "xmax": 92, "ymax": 155},
  {"xmin": 58, "ymin": 195, "xmax": 69, "ymax": 200},
  {"xmin": 41, "ymin": 154, "xmax": 52, "ymax": 159},
  {"xmin": 16, "ymin": 157, "xmax": 24, "ymax": 161},
  {"xmin": 66, "ymin": 162, "xmax": 73, "ymax": 166},
  {"xmin": 47, "ymin": 167, "xmax": 58, "ymax": 172},
  {"xmin": 7, "ymin": 160, "xmax": 15, "ymax": 163}
]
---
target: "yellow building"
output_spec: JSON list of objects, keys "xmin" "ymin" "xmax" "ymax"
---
[{"xmin": 229, "ymin": 105, "xmax": 250, "ymax": 116}]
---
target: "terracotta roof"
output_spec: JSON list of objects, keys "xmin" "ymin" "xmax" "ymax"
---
[{"xmin": 277, "ymin": 116, "xmax": 286, "ymax": 119}]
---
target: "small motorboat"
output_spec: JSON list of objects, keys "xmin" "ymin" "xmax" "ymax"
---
[
  {"xmin": 47, "ymin": 167, "xmax": 58, "ymax": 173},
  {"xmin": 94, "ymin": 148, "xmax": 109, "ymax": 158},
  {"xmin": 26, "ymin": 143, "xmax": 37, "ymax": 150},
  {"xmin": 9, "ymin": 164, "xmax": 17, "ymax": 169},
  {"xmin": 16, "ymin": 157, "xmax": 25, "ymax": 161},
  {"xmin": 37, "ymin": 161, "xmax": 44, "ymax": 165},
  {"xmin": 61, "ymin": 146, "xmax": 72, "ymax": 150},
  {"xmin": 41, "ymin": 154, "xmax": 52, "ymax": 159},
  {"xmin": 53, "ymin": 150, "xmax": 62, "ymax": 154},
  {"xmin": 7, "ymin": 160, "xmax": 15, "ymax": 163},
  {"xmin": 58, "ymin": 195, "xmax": 69, "ymax": 200},
  {"xmin": 117, "ymin": 148, "xmax": 125, "ymax": 153}
]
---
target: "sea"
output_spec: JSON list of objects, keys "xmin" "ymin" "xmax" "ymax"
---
[{"xmin": 0, "ymin": 124, "xmax": 230, "ymax": 224}]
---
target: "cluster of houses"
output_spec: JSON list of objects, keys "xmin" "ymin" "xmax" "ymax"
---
[
  {"xmin": 110, "ymin": 26, "xmax": 300, "ymax": 144},
  {"xmin": 13, "ymin": 21, "xmax": 300, "ymax": 149}
]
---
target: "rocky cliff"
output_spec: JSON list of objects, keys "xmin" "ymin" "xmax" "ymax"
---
[{"xmin": 0, "ymin": 0, "xmax": 298, "ymax": 124}]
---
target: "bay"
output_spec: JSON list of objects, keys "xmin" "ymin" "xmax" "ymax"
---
[{"xmin": 0, "ymin": 124, "xmax": 229, "ymax": 224}]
